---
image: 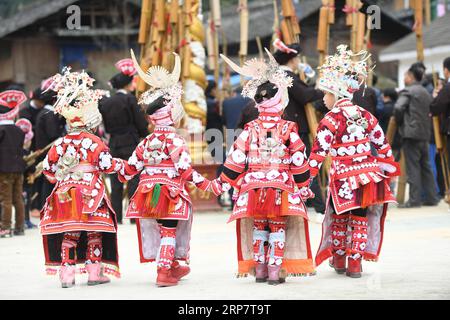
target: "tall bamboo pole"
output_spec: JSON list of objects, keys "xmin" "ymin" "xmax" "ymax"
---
[
  {"xmin": 239, "ymin": 0, "xmax": 249, "ymax": 85},
  {"xmin": 415, "ymin": 0, "xmax": 424, "ymax": 62},
  {"xmin": 317, "ymin": 0, "xmax": 330, "ymax": 65}
]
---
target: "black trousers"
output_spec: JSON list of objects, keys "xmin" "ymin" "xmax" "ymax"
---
[
  {"xmin": 157, "ymin": 219, "xmax": 178, "ymax": 228},
  {"xmin": 402, "ymin": 138, "xmax": 439, "ymax": 205},
  {"xmin": 110, "ymin": 174, "xmax": 139, "ymax": 223},
  {"xmin": 30, "ymin": 176, "xmax": 44, "ymax": 210},
  {"xmin": 329, "ymin": 198, "xmax": 367, "ymax": 217},
  {"xmin": 300, "ymin": 133, "xmax": 326, "ymax": 213}
]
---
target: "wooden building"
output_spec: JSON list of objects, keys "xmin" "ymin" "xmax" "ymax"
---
[{"xmin": 0, "ymin": 0, "xmax": 141, "ymax": 92}]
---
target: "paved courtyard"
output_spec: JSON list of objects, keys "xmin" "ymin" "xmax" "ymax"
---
[{"xmin": 1, "ymin": 203, "xmax": 450, "ymax": 300}]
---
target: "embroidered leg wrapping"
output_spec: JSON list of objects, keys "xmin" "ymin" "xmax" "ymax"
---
[
  {"xmin": 267, "ymin": 219, "xmax": 286, "ymax": 266},
  {"xmin": 86, "ymin": 232, "xmax": 103, "ymax": 264},
  {"xmin": 331, "ymin": 214, "xmax": 348, "ymax": 256},
  {"xmin": 157, "ymin": 226, "xmax": 177, "ymax": 269},
  {"xmin": 61, "ymin": 232, "xmax": 81, "ymax": 265},
  {"xmin": 348, "ymin": 215, "xmax": 368, "ymax": 260},
  {"xmin": 253, "ymin": 219, "xmax": 269, "ymax": 264}
]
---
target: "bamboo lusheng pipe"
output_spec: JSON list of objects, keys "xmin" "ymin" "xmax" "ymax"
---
[
  {"xmin": 280, "ymin": 20, "xmax": 292, "ymax": 44},
  {"xmin": 396, "ymin": 151, "xmax": 407, "ymax": 204},
  {"xmin": 169, "ymin": 0, "xmax": 178, "ymax": 24},
  {"xmin": 272, "ymin": 0, "xmax": 280, "ymax": 47},
  {"xmin": 328, "ymin": 0, "xmax": 335, "ymax": 24},
  {"xmin": 138, "ymin": 0, "xmax": 152, "ymax": 44},
  {"xmin": 425, "ymin": 0, "xmax": 431, "ymax": 25},
  {"xmin": 239, "ymin": 0, "xmax": 249, "ymax": 85},
  {"xmin": 355, "ymin": 10, "xmax": 366, "ymax": 52},
  {"xmin": 281, "ymin": 0, "xmax": 295, "ymax": 17},
  {"xmin": 350, "ymin": 0, "xmax": 359, "ymax": 52},
  {"xmin": 385, "ymin": 117, "xmax": 397, "ymax": 145},
  {"xmin": 292, "ymin": 16, "xmax": 301, "ymax": 37},
  {"xmin": 256, "ymin": 36, "xmax": 264, "ymax": 59},
  {"xmin": 211, "ymin": 0, "xmax": 221, "ymax": 27},
  {"xmin": 345, "ymin": 0, "xmax": 353, "ymax": 26},
  {"xmin": 208, "ymin": 0, "xmax": 220, "ymax": 85},
  {"xmin": 239, "ymin": 0, "xmax": 248, "ymax": 58},
  {"xmin": 281, "ymin": 0, "xmax": 300, "ymax": 44},
  {"xmin": 155, "ymin": 0, "xmax": 165, "ymax": 32},
  {"xmin": 432, "ymin": 68, "xmax": 444, "ymax": 150},
  {"xmin": 181, "ymin": 0, "xmax": 190, "ymax": 79},
  {"xmin": 317, "ymin": 4, "xmax": 329, "ymax": 53},
  {"xmin": 414, "ymin": 0, "xmax": 424, "ymax": 62},
  {"xmin": 206, "ymin": 17, "xmax": 215, "ymax": 70}
]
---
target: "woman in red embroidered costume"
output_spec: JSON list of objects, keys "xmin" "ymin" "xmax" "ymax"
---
[
  {"xmin": 116, "ymin": 51, "xmax": 220, "ymax": 287},
  {"xmin": 308, "ymin": 45, "xmax": 400, "ymax": 278},
  {"xmin": 40, "ymin": 69, "xmax": 124, "ymax": 288},
  {"xmin": 212, "ymin": 49, "xmax": 315, "ymax": 285}
]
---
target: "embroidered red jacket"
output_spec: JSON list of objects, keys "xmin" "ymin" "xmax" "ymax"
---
[
  {"xmin": 308, "ymin": 98, "xmax": 397, "ymax": 213},
  {"xmin": 221, "ymin": 114, "xmax": 310, "ymax": 193},
  {"xmin": 119, "ymin": 126, "xmax": 210, "ymax": 203},
  {"xmin": 42, "ymin": 132, "xmax": 123, "ymax": 214}
]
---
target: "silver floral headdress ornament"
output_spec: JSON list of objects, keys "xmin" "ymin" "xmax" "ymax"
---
[
  {"xmin": 317, "ymin": 44, "xmax": 373, "ymax": 99},
  {"xmin": 48, "ymin": 67, "xmax": 105, "ymax": 130},
  {"xmin": 130, "ymin": 49, "xmax": 185, "ymax": 123},
  {"xmin": 220, "ymin": 48, "xmax": 293, "ymax": 109}
]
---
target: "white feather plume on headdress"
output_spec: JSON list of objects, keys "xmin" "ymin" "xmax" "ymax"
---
[{"xmin": 220, "ymin": 48, "xmax": 293, "ymax": 106}]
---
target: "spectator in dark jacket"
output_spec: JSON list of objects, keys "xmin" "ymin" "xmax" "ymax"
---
[
  {"xmin": 205, "ymin": 80, "xmax": 224, "ymax": 162},
  {"xmin": 430, "ymin": 57, "xmax": 450, "ymax": 196},
  {"xmin": 19, "ymin": 87, "xmax": 49, "ymax": 216},
  {"xmin": 19, "ymin": 87, "xmax": 46, "ymax": 151},
  {"xmin": 380, "ymin": 88, "xmax": 398, "ymax": 133},
  {"xmin": 273, "ymin": 41, "xmax": 326, "ymax": 214},
  {"xmin": 222, "ymin": 86, "xmax": 251, "ymax": 131},
  {"xmin": 35, "ymin": 89, "xmax": 66, "ymax": 210},
  {"xmin": 236, "ymin": 100, "xmax": 259, "ymax": 130},
  {"xmin": 0, "ymin": 90, "xmax": 27, "ymax": 237},
  {"xmin": 430, "ymin": 57, "xmax": 450, "ymax": 152},
  {"xmin": 99, "ymin": 63, "xmax": 148, "ymax": 224},
  {"xmin": 394, "ymin": 64, "xmax": 439, "ymax": 208},
  {"xmin": 352, "ymin": 84, "xmax": 378, "ymax": 115}
]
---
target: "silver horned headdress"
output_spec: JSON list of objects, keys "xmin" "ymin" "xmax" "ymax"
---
[{"xmin": 220, "ymin": 48, "xmax": 293, "ymax": 107}]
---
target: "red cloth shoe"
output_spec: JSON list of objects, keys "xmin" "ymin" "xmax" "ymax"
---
[
  {"xmin": 332, "ymin": 254, "xmax": 346, "ymax": 274},
  {"xmin": 170, "ymin": 261, "xmax": 190, "ymax": 280},
  {"xmin": 346, "ymin": 257, "xmax": 362, "ymax": 278},
  {"xmin": 156, "ymin": 268, "xmax": 179, "ymax": 287}
]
